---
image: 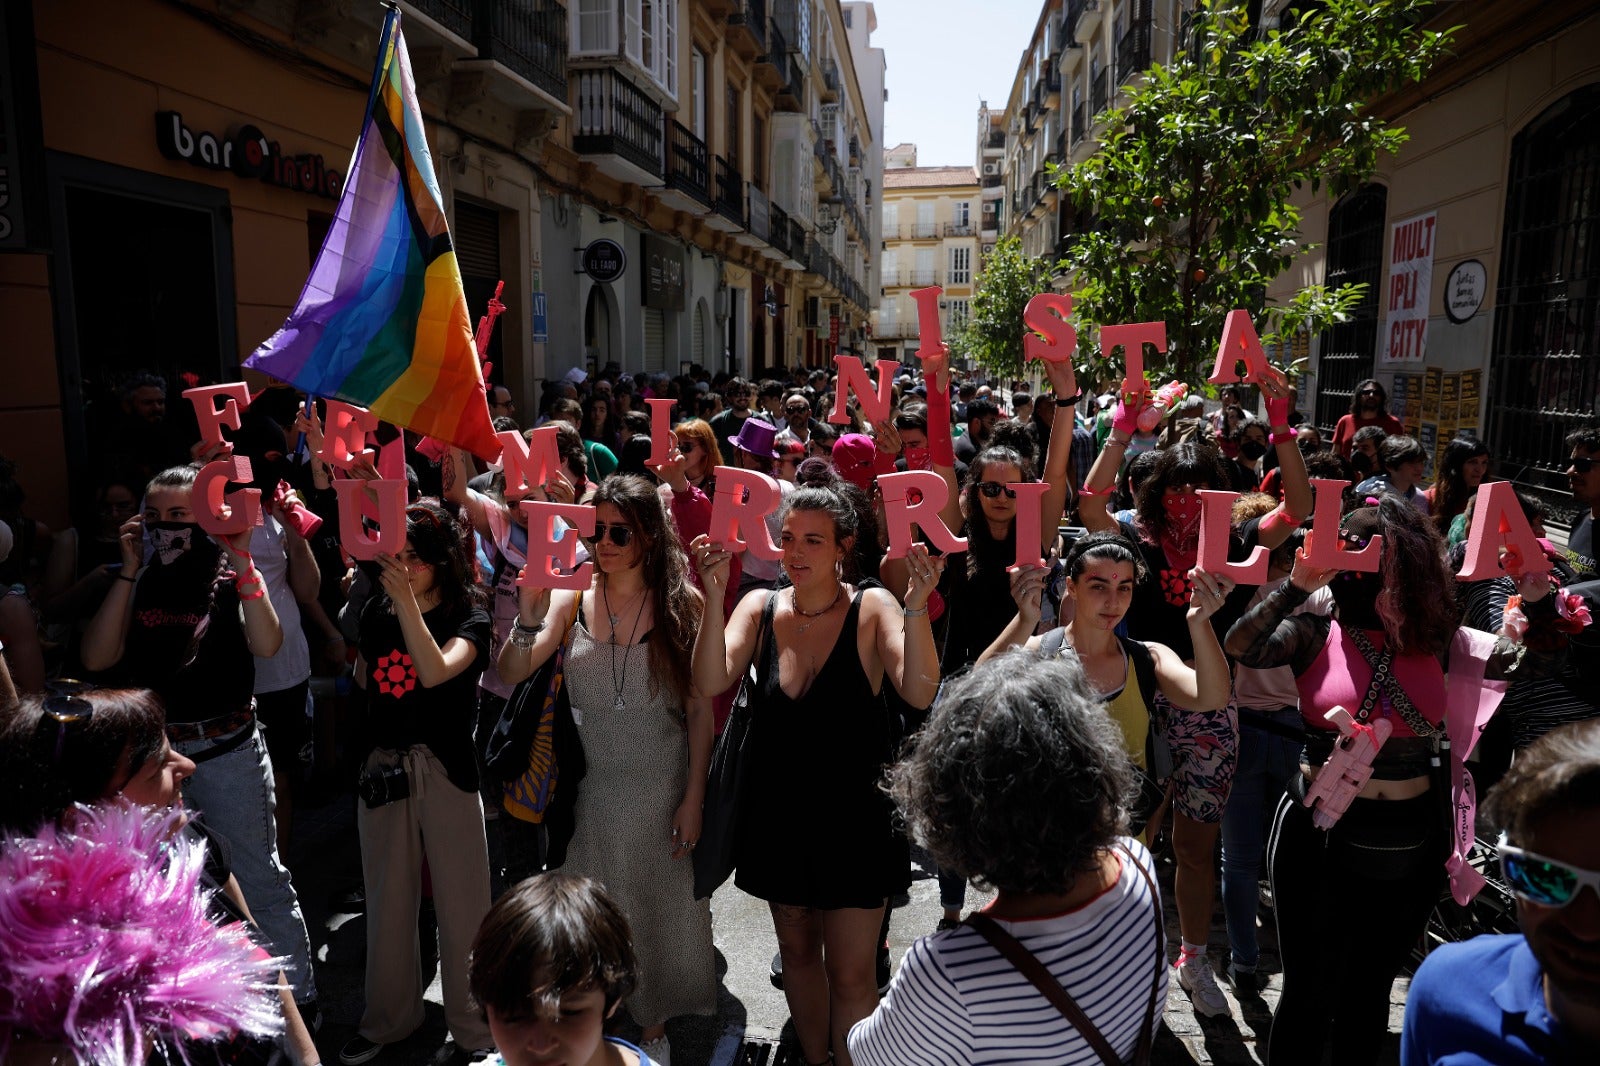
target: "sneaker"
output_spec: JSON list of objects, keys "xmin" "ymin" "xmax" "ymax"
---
[
  {"xmin": 1224, "ymin": 960, "xmax": 1261, "ymax": 994},
  {"xmin": 639, "ymin": 1035, "xmax": 671, "ymax": 1065},
  {"xmin": 338, "ymin": 1035, "xmax": 384, "ymax": 1065},
  {"xmin": 1176, "ymin": 952, "xmax": 1232, "ymax": 1018},
  {"xmin": 935, "ymin": 917, "xmax": 960, "ymax": 933},
  {"xmin": 877, "ymin": 941, "xmax": 891, "ymax": 996},
  {"xmin": 770, "ymin": 950, "xmax": 784, "ymax": 990}
]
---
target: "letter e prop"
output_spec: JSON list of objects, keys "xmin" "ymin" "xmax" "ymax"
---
[
  {"xmin": 321, "ymin": 401, "xmax": 378, "ymax": 470},
  {"xmin": 518, "ymin": 501, "xmax": 596, "ymax": 591}
]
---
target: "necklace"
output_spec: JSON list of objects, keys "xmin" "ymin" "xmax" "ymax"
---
[
  {"xmin": 601, "ymin": 581, "xmax": 646, "ymax": 712},
  {"xmin": 791, "ymin": 583, "xmax": 843, "ymax": 633}
]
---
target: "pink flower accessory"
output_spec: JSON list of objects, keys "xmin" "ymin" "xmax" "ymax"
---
[
  {"xmin": 0, "ymin": 802, "xmax": 283, "ymax": 1064},
  {"xmin": 1554, "ymin": 590, "xmax": 1593, "ymax": 635},
  {"xmin": 1500, "ymin": 594, "xmax": 1529, "ymax": 643}
]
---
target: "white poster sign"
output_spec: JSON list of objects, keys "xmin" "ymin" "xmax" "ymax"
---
[{"xmin": 1382, "ymin": 211, "xmax": 1437, "ymax": 364}]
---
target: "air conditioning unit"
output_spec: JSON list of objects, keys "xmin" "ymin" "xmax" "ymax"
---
[
  {"xmin": 983, "ymin": 202, "xmax": 996, "ymax": 214},
  {"xmin": 982, "ymin": 163, "xmax": 999, "ymax": 175}
]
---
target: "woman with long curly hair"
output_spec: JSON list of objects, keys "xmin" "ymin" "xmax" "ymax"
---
[
  {"xmin": 499, "ymin": 474, "xmax": 715, "ymax": 1065},
  {"xmin": 690, "ymin": 481, "xmax": 943, "ymax": 1066},
  {"xmin": 1225, "ymin": 496, "xmax": 1566, "ymax": 1065},
  {"xmin": 1426, "ymin": 435, "xmax": 1491, "ymax": 541},
  {"xmin": 1080, "ymin": 373, "xmax": 1313, "ymax": 1021},
  {"xmin": 343, "ymin": 499, "xmax": 495, "ymax": 1064}
]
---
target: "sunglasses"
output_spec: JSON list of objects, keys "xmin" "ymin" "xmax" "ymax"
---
[
  {"xmin": 586, "ymin": 521, "xmax": 635, "ymax": 548},
  {"xmin": 977, "ymin": 481, "xmax": 1019, "ymax": 499},
  {"xmin": 677, "ymin": 439, "xmax": 701, "ymax": 453},
  {"xmin": 1568, "ymin": 456, "xmax": 1598, "ymax": 474},
  {"xmin": 44, "ymin": 680, "xmax": 97, "ymax": 765},
  {"xmin": 1498, "ymin": 835, "xmax": 1600, "ymax": 908}
]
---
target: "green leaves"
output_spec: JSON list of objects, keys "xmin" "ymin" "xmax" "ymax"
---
[
  {"xmin": 1055, "ymin": 0, "xmax": 1453, "ymax": 381},
  {"xmin": 958, "ymin": 236, "xmax": 1058, "ymax": 378}
]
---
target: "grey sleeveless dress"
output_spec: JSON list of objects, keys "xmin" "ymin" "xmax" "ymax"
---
[{"xmin": 560, "ymin": 612, "xmax": 717, "ymax": 1027}]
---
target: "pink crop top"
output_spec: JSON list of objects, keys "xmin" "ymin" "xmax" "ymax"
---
[{"xmin": 1294, "ymin": 619, "xmax": 1446, "ymax": 736}]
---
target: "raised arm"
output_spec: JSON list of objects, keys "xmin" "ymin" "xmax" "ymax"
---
[
  {"xmin": 1036, "ymin": 358, "xmax": 1080, "ymax": 546},
  {"xmin": 80, "ymin": 514, "xmax": 144, "ymax": 671},
  {"xmin": 443, "ymin": 446, "xmax": 493, "ymax": 539},
  {"xmin": 920, "ymin": 344, "xmax": 965, "ymax": 537},
  {"xmin": 1256, "ymin": 366, "xmax": 1311, "ymax": 550},
  {"xmin": 874, "ymin": 545, "xmax": 943, "ymax": 709},
  {"xmin": 222, "ymin": 534, "xmax": 283, "ymax": 659},
  {"xmin": 1077, "ymin": 389, "xmax": 1144, "ymax": 533},
  {"xmin": 1148, "ymin": 568, "xmax": 1235, "ymax": 710},
  {"xmin": 690, "ymin": 535, "xmax": 765, "ymax": 694},
  {"xmin": 495, "ymin": 582, "xmax": 578, "ymax": 685},
  {"xmin": 1224, "ymin": 552, "xmax": 1333, "ymax": 674},
  {"xmin": 977, "ymin": 564, "xmax": 1049, "ymax": 664}
]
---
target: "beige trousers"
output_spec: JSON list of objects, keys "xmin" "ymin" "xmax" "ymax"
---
[{"xmin": 356, "ymin": 746, "xmax": 493, "ymax": 1050}]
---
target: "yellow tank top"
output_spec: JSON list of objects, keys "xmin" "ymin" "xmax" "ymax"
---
[{"xmin": 1102, "ymin": 654, "xmax": 1149, "ymax": 770}]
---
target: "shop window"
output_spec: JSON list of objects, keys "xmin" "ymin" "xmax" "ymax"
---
[{"xmin": 1313, "ymin": 184, "xmax": 1387, "ymax": 433}]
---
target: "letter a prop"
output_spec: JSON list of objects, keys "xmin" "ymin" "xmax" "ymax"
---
[
  {"xmin": 1207, "ymin": 309, "xmax": 1272, "ymax": 385},
  {"xmin": 1458, "ymin": 481, "xmax": 1550, "ymax": 582}
]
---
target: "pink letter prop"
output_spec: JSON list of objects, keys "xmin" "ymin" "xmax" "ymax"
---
[
  {"xmin": 1022, "ymin": 293, "xmax": 1077, "ymax": 365},
  {"xmin": 880, "ymin": 471, "xmax": 968, "ymax": 559},
  {"xmin": 646, "ymin": 398, "xmax": 677, "ymax": 466},
  {"xmin": 321, "ymin": 400, "xmax": 379, "ymax": 470},
  {"xmin": 1101, "ymin": 321, "xmax": 1167, "ymax": 403},
  {"xmin": 1008, "ymin": 483, "xmax": 1052, "ymax": 569},
  {"xmin": 499, "ymin": 426, "xmax": 563, "ymax": 495},
  {"xmin": 333, "ymin": 478, "xmax": 407, "ymax": 561},
  {"xmin": 194, "ymin": 455, "xmax": 263, "ymax": 536},
  {"xmin": 1207, "ymin": 309, "xmax": 1272, "ymax": 385},
  {"xmin": 1458, "ymin": 480, "xmax": 1551, "ymax": 582},
  {"xmin": 909, "ymin": 286, "xmax": 944, "ymax": 357},
  {"xmin": 184, "ymin": 383, "xmax": 253, "ymax": 448},
  {"xmin": 830, "ymin": 356, "xmax": 894, "ymax": 425},
  {"xmin": 1300, "ymin": 478, "xmax": 1384, "ymax": 573},
  {"xmin": 518, "ymin": 501, "xmax": 596, "ymax": 591},
  {"xmin": 707, "ymin": 467, "xmax": 783, "ymax": 562},
  {"xmin": 1197, "ymin": 489, "xmax": 1269, "ymax": 584}
]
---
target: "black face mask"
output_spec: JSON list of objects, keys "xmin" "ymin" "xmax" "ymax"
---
[
  {"xmin": 1240, "ymin": 440, "xmax": 1269, "ymax": 461},
  {"xmin": 145, "ymin": 520, "xmax": 222, "ymax": 574}
]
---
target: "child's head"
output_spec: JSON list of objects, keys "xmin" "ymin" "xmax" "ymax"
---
[{"xmin": 468, "ymin": 873, "xmax": 638, "ymax": 1063}]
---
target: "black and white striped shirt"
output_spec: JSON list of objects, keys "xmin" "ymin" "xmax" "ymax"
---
[{"xmin": 848, "ymin": 839, "xmax": 1166, "ymax": 1066}]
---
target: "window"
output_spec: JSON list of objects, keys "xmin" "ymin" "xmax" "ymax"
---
[
  {"xmin": 842, "ymin": 8, "xmax": 852, "ymax": 28},
  {"xmin": 916, "ymin": 200, "xmax": 935, "ymax": 238},
  {"xmin": 949, "ymin": 246, "xmax": 971, "ymax": 285},
  {"xmin": 953, "ymin": 201, "xmax": 971, "ymax": 227},
  {"xmin": 691, "ymin": 49, "xmax": 706, "ymax": 138},
  {"xmin": 798, "ymin": 0, "xmax": 812, "ymax": 59},
  {"xmin": 754, "ymin": 116, "xmax": 767, "ymax": 188},
  {"xmin": 914, "ymin": 247, "xmax": 936, "ymax": 285},
  {"xmin": 881, "ymin": 202, "xmax": 898, "ymax": 231},
  {"xmin": 946, "ymin": 299, "xmax": 970, "ymax": 328},
  {"xmin": 881, "ymin": 249, "xmax": 898, "ymax": 278},
  {"xmin": 727, "ymin": 86, "xmax": 741, "ymax": 164},
  {"xmin": 573, "ymin": 0, "xmax": 617, "ymax": 54},
  {"xmin": 624, "ymin": 0, "xmax": 642, "ymax": 64}
]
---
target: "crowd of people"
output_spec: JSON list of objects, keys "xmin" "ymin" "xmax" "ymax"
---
[{"xmin": 2, "ymin": 356, "xmax": 1599, "ymax": 1066}]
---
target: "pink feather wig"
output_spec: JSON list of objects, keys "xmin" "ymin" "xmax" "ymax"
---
[{"xmin": 0, "ymin": 802, "xmax": 284, "ymax": 1064}]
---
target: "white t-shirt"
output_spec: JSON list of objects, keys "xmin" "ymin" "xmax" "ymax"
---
[
  {"xmin": 848, "ymin": 838, "xmax": 1167, "ymax": 1066},
  {"xmin": 250, "ymin": 516, "xmax": 312, "ymax": 694}
]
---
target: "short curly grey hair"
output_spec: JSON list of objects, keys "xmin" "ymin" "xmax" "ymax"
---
[{"xmin": 888, "ymin": 650, "xmax": 1136, "ymax": 896}]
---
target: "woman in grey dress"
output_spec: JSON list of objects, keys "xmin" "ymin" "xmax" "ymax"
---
[{"xmin": 499, "ymin": 474, "xmax": 715, "ymax": 1066}]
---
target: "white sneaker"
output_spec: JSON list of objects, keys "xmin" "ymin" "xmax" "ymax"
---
[
  {"xmin": 639, "ymin": 1035, "xmax": 671, "ymax": 1066},
  {"xmin": 1176, "ymin": 951, "xmax": 1232, "ymax": 1018}
]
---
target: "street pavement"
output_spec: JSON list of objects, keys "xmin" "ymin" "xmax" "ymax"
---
[{"xmin": 282, "ymin": 795, "xmax": 1407, "ymax": 1066}]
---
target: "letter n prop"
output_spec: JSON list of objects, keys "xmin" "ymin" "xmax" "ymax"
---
[
  {"xmin": 333, "ymin": 478, "xmax": 406, "ymax": 560},
  {"xmin": 1023, "ymin": 293, "xmax": 1077, "ymax": 366},
  {"xmin": 707, "ymin": 468, "xmax": 783, "ymax": 563},
  {"xmin": 518, "ymin": 501, "xmax": 596, "ymax": 591},
  {"xmin": 1458, "ymin": 481, "xmax": 1550, "ymax": 582},
  {"xmin": 880, "ymin": 471, "xmax": 968, "ymax": 558},
  {"xmin": 830, "ymin": 356, "xmax": 894, "ymax": 425},
  {"xmin": 194, "ymin": 455, "xmax": 263, "ymax": 536},
  {"xmin": 184, "ymin": 383, "xmax": 253, "ymax": 448},
  {"xmin": 1197, "ymin": 490, "xmax": 1268, "ymax": 584},
  {"xmin": 1208, "ymin": 309, "xmax": 1272, "ymax": 385}
]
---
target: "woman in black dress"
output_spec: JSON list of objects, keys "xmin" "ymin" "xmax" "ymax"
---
[{"xmin": 691, "ymin": 485, "xmax": 942, "ymax": 1066}]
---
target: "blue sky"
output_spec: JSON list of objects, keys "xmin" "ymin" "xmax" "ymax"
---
[{"xmin": 872, "ymin": 0, "xmax": 1045, "ymax": 168}]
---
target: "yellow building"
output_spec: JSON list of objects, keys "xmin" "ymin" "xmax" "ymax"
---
[{"xmin": 875, "ymin": 149, "xmax": 980, "ymax": 364}]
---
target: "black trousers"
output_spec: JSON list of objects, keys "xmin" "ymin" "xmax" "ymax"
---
[{"xmin": 1266, "ymin": 781, "xmax": 1444, "ymax": 1066}]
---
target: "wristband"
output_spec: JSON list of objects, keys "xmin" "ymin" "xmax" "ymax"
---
[
  {"xmin": 1103, "ymin": 437, "xmax": 1130, "ymax": 450},
  {"xmin": 1270, "ymin": 427, "xmax": 1296, "ymax": 445},
  {"xmin": 1056, "ymin": 390, "xmax": 1083, "ymax": 407},
  {"xmin": 239, "ymin": 585, "xmax": 267, "ymax": 602},
  {"xmin": 1077, "ymin": 485, "xmax": 1114, "ymax": 498},
  {"xmin": 902, "ymin": 605, "xmax": 929, "ymax": 617},
  {"xmin": 926, "ymin": 383, "xmax": 958, "ymax": 466},
  {"xmin": 117, "ymin": 572, "xmax": 138, "ymax": 583}
]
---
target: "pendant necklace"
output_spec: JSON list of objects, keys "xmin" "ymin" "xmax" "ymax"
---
[
  {"xmin": 602, "ymin": 581, "xmax": 646, "ymax": 712},
  {"xmin": 791, "ymin": 583, "xmax": 843, "ymax": 634}
]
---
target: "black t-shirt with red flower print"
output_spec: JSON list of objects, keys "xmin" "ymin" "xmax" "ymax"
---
[
  {"xmin": 1117, "ymin": 517, "xmax": 1263, "ymax": 662},
  {"xmin": 357, "ymin": 599, "xmax": 492, "ymax": 793}
]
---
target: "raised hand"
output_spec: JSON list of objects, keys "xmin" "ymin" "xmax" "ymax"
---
[
  {"xmin": 376, "ymin": 551, "xmax": 417, "ymax": 611},
  {"xmin": 118, "ymin": 515, "xmax": 145, "ymax": 570},
  {"xmin": 1186, "ymin": 567, "xmax": 1236, "ymax": 622},
  {"xmin": 690, "ymin": 534, "xmax": 733, "ymax": 599},
  {"xmin": 514, "ymin": 571, "xmax": 553, "ymax": 626},
  {"xmin": 1007, "ymin": 563, "xmax": 1050, "ymax": 624},
  {"xmin": 649, "ymin": 446, "xmax": 691, "ymax": 492},
  {"xmin": 1042, "ymin": 354, "xmax": 1078, "ymax": 402},
  {"xmin": 902, "ymin": 543, "xmax": 945, "ymax": 611},
  {"xmin": 872, "ymin": 418, "xmax": 903, "ymax": 457},
  {"xmin": 1290, "ymin": 545, "xmax": 1340, "ymax": 594}
]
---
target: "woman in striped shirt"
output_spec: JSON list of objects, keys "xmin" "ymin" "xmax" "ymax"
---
[{"xmin": 850, "ymin": 652, "xmax": 1168, "ymax": 1066}]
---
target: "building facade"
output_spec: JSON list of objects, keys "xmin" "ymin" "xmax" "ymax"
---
[
  {"xmin": 0, "ymin": 0, "xmax": 880, "ymax": 523},
  {"xmin": 875, "ymin": 149, "xmax": 979, "ymax": 364}
]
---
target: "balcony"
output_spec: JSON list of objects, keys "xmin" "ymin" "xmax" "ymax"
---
[
  {"xmin": 712, "ymin": 156, "xmax": 746, "ymax": 230},
  {"xmin": 769, "ymin": 203, "xmax": 793, "ymax": 256},
  {"xmin": 904, "ymin": 222, "xmax": 937, "ymax": 240},
  {"xmin": 1071, "ymin": 0, "xmax": 1103, "ymax": 41},
  {"xmin": 984, "ymin": 130, "xmax": 1005, "ymax": 154},
  {"xmin": 455, "ymin": 0, "xmax": 570, "ymax": 117},
  {"xmin": 756, "ymin": 16, "xmax": 787, "ymax": 90},
  {"xmin": 740, "ymin": 183, "xmax": 773, "ymax": 251},
  {"xmin": 910, "ymin": 270, "xmax": 939, "ymax": 286},
  {"xmin": 1116, "ymin": 17, "xmax": 1152, "ymax": 85},
  {"xmin": 572, "ymin": 68, "xmax": 662, "ymax": 185},
  {"xmin": 727, "ymin": 0, "xmax": 769, "ymax": 59},
  {"xmin": 661, "ymin": 120, "xmax": 711, "ymax": 213},
  {"xmin": 819, "ymin": 58, "xmax": 840, "ymax": 102},
  {"xmin": 874, "ymin": 320, "xmax": 920, "ymax": 340},
  {"xmin": 943, "ymin": 221, "xmax": 974, "ymax": 237},
  {"xmin": 1091, "ymin": 68, "xmax": 1108, "ymax": 114},
  {"xmin": 1035, "ymin": 66, "xmax": 1062, "ymax": 110},
  {"xmin": 1070, "ymin": 102, "xmax": 1085, "ymax": 145},
  {"xmin": 776, "ymin": 52, "xmax": 805, "ymax": 111},
  {"xmin": 411, "ymin": 0, "xmax": 473, "ymax": 41},
  {"xmin": 783, "ymin": 218, "xmax": 809, "ymax": 271}
]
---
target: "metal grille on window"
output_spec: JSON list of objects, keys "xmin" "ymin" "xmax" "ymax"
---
[
  {"xmin": 643, "ymin": 306, "xmax": 666, "ymax": 372},
  {"xmin": 692, "ymin": 303, "xmax": 707, "ymax": 365},
  {"xmin": 1314, "ymin": 184, "xmax": 1387, "ymax": 435},
  {"xmin": 1487, "ymin": 84, "xmax": 1600, "ymax": 522},
  {"xmin": 453, "ymin": 201, "xmax": 501, "ymax": 278}
]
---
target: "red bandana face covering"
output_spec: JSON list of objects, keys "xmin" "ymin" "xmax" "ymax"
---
[{"xmin": 1158, "ymin": 493, "xmax": 1203, "ymax": 602}]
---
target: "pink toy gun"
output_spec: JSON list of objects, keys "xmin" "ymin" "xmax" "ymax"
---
[
  {"xmin": 1136, "ymin": 381, "xmax": 1189, "ymax": 433},
  {"xmin": 274, "ymin": 480, "xmax": 323, "ymax": 539},
  {"xmin": 1303, "ymin": 706, "xmax": 1392, "ymax": 830}
]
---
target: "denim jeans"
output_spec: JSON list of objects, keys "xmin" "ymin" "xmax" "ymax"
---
[
  {"xmin": 1220, "ymin": 707, "xmax": 1303, "ymax": 970},
  {"xmin": 175, "ymin": 721, "xmax": 317, "ymax": 1000}
]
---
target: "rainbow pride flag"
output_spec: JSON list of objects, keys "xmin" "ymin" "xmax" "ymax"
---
[{"xmin": 246, "ymin": 9, "xmax": 498, "ymax": 460}]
